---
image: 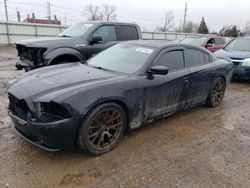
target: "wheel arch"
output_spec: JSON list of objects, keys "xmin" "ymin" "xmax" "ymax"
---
[
  {"xmin": 45, "ymin": 47, "xmax": 85, "ymax": 65},
  {"xmin": 81, "ymin": 98, "xmax": 131, "ymax": 132},
  {"xmin": 50, "ymin": 54, "xmax": 81, "ymax": 65}
]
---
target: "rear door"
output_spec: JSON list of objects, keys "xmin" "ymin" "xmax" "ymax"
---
[
  {"xmin": 185, "ymin": 48, "xmax": 216, "ymax": 108},
  {"xmin": 143, "ymin": 47, "xmax": 189, "ymax": 121},
  {"xmin": 86, "ymin": 25, "xmax": 118, "ymax": 58}
]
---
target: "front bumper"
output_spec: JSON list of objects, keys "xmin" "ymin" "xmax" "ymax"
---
[
  {"xmin": 16, "ymin": 58, "xmax": 34, "ymax": 68},
  {"xmin": 9, "ymin": 112, "xmax": 81, "ymax": 151},
  {"xmin": 233, "ymin": 67, "xmax": 250, "ymax": 79}
]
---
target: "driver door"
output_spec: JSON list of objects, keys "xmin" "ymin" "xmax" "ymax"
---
[
  {"xmin": 143, "ymin": 48, "xmax": 189, "ymax": 121},
  {"xmin": 87, "ymin": 25, "xmax": 118, "ymax": 58}
]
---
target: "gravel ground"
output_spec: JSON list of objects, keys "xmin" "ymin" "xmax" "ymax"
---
[{"xmin": 0, "ymin": 47, "xmax": 250, "ymax": 188}]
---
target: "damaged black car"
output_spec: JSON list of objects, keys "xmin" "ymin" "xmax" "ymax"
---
[{"xmin": 8, "ymin": 40, "xmax": 233, "ymax": 155}]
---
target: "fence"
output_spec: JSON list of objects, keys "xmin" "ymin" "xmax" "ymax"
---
[{"xmin": 0, "ymin": 21, "xmax": 207, "ymax": 46}]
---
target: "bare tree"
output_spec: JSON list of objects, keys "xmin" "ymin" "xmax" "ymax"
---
[
  {"xmin": 83, "ymin": 4, "xmax": 103, "ymax": 21},
  {"xmin": 157, "ymin": 11, "xmax": 174, "ymax": 32},
  {"xmin": 83, "ymin": 4, "xmax": 117, "ymax": 21},
  {"xmin": 183, "ymin": 21, "xmax": 199, "ymax": 33},
  {"xmin": 243, "ymin": 21, "xmax": 250, "ymax": 36},
  {"xmin": 102, "ymin": 4, "xmax": 116, "ymax": 21}
]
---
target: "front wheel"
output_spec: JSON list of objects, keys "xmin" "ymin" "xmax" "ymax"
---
[
  {"xmin": 206, "ymin": 77, "xmax": 226, "ymax": 107},
  {"xmin": 78, "ymin": 103, "xmax": 126, "ymax": 155}
]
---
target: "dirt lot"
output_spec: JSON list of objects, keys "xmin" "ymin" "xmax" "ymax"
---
[{"xmin": 0, "ymin": 47, "xmax": 250, "ymax": 188}]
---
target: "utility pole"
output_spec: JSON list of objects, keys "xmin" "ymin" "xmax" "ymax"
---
[
  {"xmin": 17, "ymin": 11, "xmax": 21, "ymax": 22},
  {"xmin": 64, "ymin": 13, "xmax": 67, "ymax": 25},
  {"xmin": 179, "ymin": 19, "xmax": 182, "ymax": 31},
  {"xmin": 47, "ymin": 1, "xmax": 51, "ymax": 24},
  {"xmin": 4, "ymin": 0, "xmax": 9, "ymax": 21},
  {"xmin": 183, "ymin": 3, "xmax": 187, "ymax": 32}
]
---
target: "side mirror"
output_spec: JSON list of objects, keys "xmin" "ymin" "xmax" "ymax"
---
[
  {"xmin": 205, "ymin": 43, "xmax": 213, "ymax": 48},
  {"xmin": 149, "ymin": 66, "xmax": 169, "ymax": 75},
  {"xmin": 89, "ymin": 35, "xmax": 102, "ymax": 45}
]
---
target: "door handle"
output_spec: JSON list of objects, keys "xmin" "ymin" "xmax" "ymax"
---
[{"xmin": 183, "ymin": 77, "xmax": 189, "ymax": 82}]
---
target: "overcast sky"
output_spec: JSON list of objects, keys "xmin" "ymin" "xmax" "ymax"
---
[{"xmin": 0, "ymin": 0, "xmax": 250, "ymax": 32}]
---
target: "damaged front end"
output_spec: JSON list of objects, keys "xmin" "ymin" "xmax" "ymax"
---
[
  {"xmin": 16, "ymin": 45, "xmax": 47, "ymax": 71},
  {"xmin": 8, "ymin": 94, "xmax": 81, "ymax": 151}
]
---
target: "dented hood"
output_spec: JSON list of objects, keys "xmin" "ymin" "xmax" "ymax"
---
[
  {"xmin": 15, "ymin": 37, "xmax": 84, "ymax": 48},
  {"xmin": 8, "ymin": 63, "xmax": 124, "ymax": 101}
]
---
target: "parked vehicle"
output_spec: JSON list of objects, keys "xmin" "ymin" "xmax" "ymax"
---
[
  {"xmin": 15, "ymin": 22, "xmax": 142, "ymax": 71},
  {"xmin": 214, "ymin": 37, "xmax": 250, "ymax": 79},
  {"xmin": 181, "ymin": 36, "xmax": 227, "ymax": 52},
  {"xmin": 8, "ymin": 40, "xmax": 233, "ymax": 155}
]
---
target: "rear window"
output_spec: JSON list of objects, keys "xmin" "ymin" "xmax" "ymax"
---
[
  {"xmin": 215, "ymin": 38, "xmax": 225, "ymax": 45},
  {"xmin": 187, "ymin": 49, "xmax": 210, "ymax": 67},
  {"xmin": 204, "ymin": 53, "xmax": 210, "ymax": 63},
  {"xmin": 119, "ymin": 25, "xmax": 139, "ymax": 40}
]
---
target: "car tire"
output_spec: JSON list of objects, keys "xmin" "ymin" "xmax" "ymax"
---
[
  {"xmin": 206, "ymin": 77, "xmax": 226, "ymax": 107},
  {"xmin": 24, "ymin": 67, "xmax": 32, "ymax": 72},
  {"xmin": 78, "ymin": 103, "xmax": 126, "ymax": 155}
]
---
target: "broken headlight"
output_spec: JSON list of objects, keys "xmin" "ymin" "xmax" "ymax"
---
[{"xmin": 35, "ymin": 102, "xmax": 71, "ymax": 120}]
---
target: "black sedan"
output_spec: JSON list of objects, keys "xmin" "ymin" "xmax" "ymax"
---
[{"xmin": 8, "ymin": 40, "xmax": 233, "ymax": 155}]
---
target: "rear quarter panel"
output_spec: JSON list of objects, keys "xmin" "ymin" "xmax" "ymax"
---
[{"xmin": 213, "ymin": 58, "xmax": 233, "ymax": 86}]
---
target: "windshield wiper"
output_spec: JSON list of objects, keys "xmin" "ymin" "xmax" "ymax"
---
[
  {"xmin": 59, "ymin": 35, "xmax": 71, "ymax": 37},
  {"xmin": 87, "ymin": 64, "xmax": 111, "ymax": 71}
]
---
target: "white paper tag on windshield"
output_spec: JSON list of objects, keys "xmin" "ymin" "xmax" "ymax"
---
[{"xmin": 136, "ymin": 48, "xmax": 153, "ymax": 54}]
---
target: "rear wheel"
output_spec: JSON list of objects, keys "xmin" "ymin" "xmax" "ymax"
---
[
  {"xmin": 78, "ymin": 103, "xmax": 126, "ymax": 155},
  {"xmin": 206, "ymin": 77, "xmax": 226, "ymax": 107}
]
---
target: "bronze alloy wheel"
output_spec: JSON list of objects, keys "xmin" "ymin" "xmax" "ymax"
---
[
  {"xmin": 211, "ymin": 79, "xmax": 225, "ymax": 106},
  {"xmin": 206, "ymin": 77, "xmax": 226, "ymax": 107},
  {"xmin": 88, "ymin": 109, "xmax": 122, "ymax": 150},
  {"xmin": 78, "ymin": 103, "xmax": 126, "ymax": 155}
]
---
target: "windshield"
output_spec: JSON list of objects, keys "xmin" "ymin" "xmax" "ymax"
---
[
  {"xmin": 224, "ymin": 38, "xmax": 250, "ymax": 51},
  {"xmin": 87, "ymin": 43, "xmax": 154, "ymax": 74},
  {"xmin": 181, "ymin": 37, "xmax": 207, "ymax": 46},
  {"xmin": 58, "ymin": 23, "xmax": 94, "ymax": 37}
]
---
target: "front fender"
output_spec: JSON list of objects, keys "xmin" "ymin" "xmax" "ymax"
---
[{"xmin": 44, "ymin": 47, "xmax": 85, "ymax": 65}]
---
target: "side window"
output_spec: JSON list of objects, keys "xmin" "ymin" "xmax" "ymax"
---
[
  {"xmin": 187, "ymin": 49, "xmax": 205, "ymax": 67},
  {"xmin": 215, "ymin": 38, "xmax": 226, "ymax": 45},
  {"xmin": 119, "ymin": 26, "xmax": 139, "ymax": 40},
  {"xmin": 92, "ymin": 25, "xmax": 117, "ymax": 43},
  {"xmin": 154, "ymin": 50, "xmax": 185, "ymax": 72},
  {"xmin": 207, "ymin": 38, "xmax": 215, "ymax": 45}
]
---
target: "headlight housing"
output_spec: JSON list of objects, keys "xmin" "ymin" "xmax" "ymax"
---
[
  {"xmin": 242, "ymin": 58, "xmax": 250, "ymax": 66},
  {"xmin": 34, "ymin": 102, "xmax": 71, "ymax": 121}
]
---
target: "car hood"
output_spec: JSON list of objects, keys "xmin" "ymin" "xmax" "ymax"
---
[
  {"xmin": 214, "ymin": 49, "xmax": 250, "ymax": 59},
  {"xmin": 16, "ymin": 37, "xmax": 85, "ymax": 48},
  {"xmin": 8, "ymin": 63, "xmax": 125, "ymax": 102}
]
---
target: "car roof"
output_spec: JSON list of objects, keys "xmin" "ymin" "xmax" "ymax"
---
[
  {"xmin": 122, "ymin": 40, "xmax": 176, "ymax": 48},
  {"xmin": 78, "ymin": 21, "xmax": 139, "ymax": 27},
  {"xmin": 122, "ymin": 40, "xmax": 206, "ymax": 50}
]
